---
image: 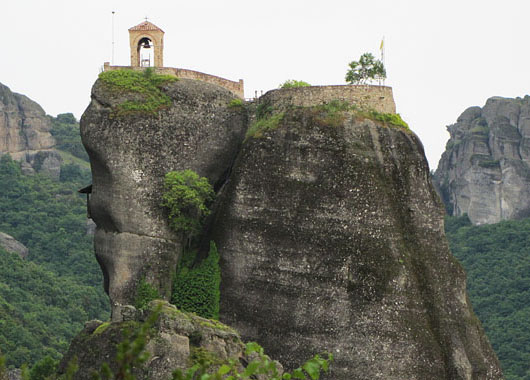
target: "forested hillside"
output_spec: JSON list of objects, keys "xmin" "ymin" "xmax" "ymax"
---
[
  {"xmin": 0, "ymin": 114, "xmax": 108, "ymax": 369},
  {"xmin": 445, "ymin": 216, "xmax": 530, "ymax": 380}
]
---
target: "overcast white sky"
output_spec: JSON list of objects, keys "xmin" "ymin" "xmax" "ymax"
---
[{"xmin": 2, "ymin": 0, "xmax": 529, "ymax": 169}]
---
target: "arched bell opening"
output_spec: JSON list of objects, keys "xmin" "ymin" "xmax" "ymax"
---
[{"xmin": 137, "ymin": 37, "xmax": 154, "ymax": 67}]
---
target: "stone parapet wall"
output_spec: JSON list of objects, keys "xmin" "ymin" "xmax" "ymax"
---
[
  {"xmin": 260, "ymin": 85, "xmax": 396, "ymax": 114},
  {"xmin": 103, "ymin": 63, "xmax": 244, "ymax": 98},
  {"xmin": 174, "ymin": 68, "xmax": 244, "ymax": 99}
]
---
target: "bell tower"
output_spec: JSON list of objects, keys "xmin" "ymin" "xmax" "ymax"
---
[{"xmin": 128, "ymin": 20, "xmax": 164, "ymax": 68}]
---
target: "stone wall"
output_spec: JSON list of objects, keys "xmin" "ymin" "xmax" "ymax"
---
[
  {"xmin": 103, "ymin": 63, "xmax": 244, "ymax": 98},
  {"xmin": 260, "ymin": 85, "xmax": 396, "ymax": 114}
]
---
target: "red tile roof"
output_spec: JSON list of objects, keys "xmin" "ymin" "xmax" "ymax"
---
[{"xmin": 128, "ymin": 21, "xmax": 164, "ymax": 33}]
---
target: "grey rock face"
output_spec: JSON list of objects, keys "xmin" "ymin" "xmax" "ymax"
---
[
  {"xmin": 7, "ymin": 369, "xmax": 21, "ymax": 380},
  {"xmin": 80, "ymin": 78, "xmax": 247, "ymax": 319},
  {"xmin": 212, "ymin": 106, "xmax": 502, "ymax": 379},
  {"xmin": 0, "ymin": 82, "xmax": 57, "ymax": 166},
  {"xmin": 27, "ymin": 150, "xmax": 63, "ymax": 179},
  {"xmin": 434, "ymin": 96, "xmax": 530, "ymax": 224},
  {"xmin": 0, "ymin": 232, "xmax": 28, "ymax": 259}
]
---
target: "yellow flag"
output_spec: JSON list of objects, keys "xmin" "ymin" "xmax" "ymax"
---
[{"xmin": 380, "ymin": 38, "xmax": 384, "ymax": 51}]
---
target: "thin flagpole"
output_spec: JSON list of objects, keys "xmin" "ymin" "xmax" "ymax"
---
[{"xmin": 111, "ymin": 11, "xmax": 116, "ymax": 65}]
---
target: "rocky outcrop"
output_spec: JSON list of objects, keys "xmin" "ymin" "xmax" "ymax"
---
[
  {"xmin": 80, "ymin": 79, "xmax": 503, "ymax": 379},
  {"xmin": 81, "ymin": 78, "xmax": 247, "ymax": 320},
  {"xmin": 0, "ymin": 232, "xmax": 28, "ymax": 259},
  {"xmin": 58, "ymin": 301, "xmax": 259, "ymax": 380},
  {"xmin": 0, "ymin": 82, "xmax": 61, "ymax": 176},
  {"xmin": 434, "ymin": 96, "xmax": 530, "ymax": 224},
  {"xmin": 211, "ymin": 102, "xmax": 502, "ymax": 379}
]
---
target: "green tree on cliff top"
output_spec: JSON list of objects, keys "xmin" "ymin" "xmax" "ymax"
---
[{"xmin": 345, "ymin": 52, "xmax": 386, "ymax": 84}]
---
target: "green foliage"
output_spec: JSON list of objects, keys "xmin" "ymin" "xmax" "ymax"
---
[
  {"xmin": 311, "ymin": 101, "xmax": 409, "ymax": 131},
  {"xmin": 29, "ymin": 355, "xmax": 58, "ymax": 380},
  {"xmin": 478, "ymin": 160, "xmax": 500, "ymax": 169},
  {"xmin": 312, "ymin": 100, "xmax": 350, "ymax": 127},
  {"xmin": 172, "ymin": 241, "xmax": 221, "ymax": 319},
  {"xmin": 279, "ymin": 80, "xmax": 311, "ymax": 89},
  {"xmin": 445, "ymin": 216, "xmax": 530, "ymax": 380},
  {"xmin": 248, "ymin": 100, "xmax": 409, "ymax": 138},
  {"xmin": 246, "ymin": 112, "xmax": 285, "ymax": 139},
  {"xmin": 470, "ymin": 125, "xmax": 490, "ymax": 135},
  {"xmin": 20, "ymin": 364, "xmax": 30, "ymax": 380},
  {"xmin": 134, "ymin": 278, "xmax": 160, "ymax": 311},
  {"xmin": 345, "ymin": 53, "xmax": 386, "ymax": 84},
  {"xmin": 58, "ymin": 358, "xmax": 78, "ymax": 380},
  {"xmin": 360, "ymin": 109, "xmax": 410, "ymax": 130},
  {"xmin": 172, "ymin": 342, "xmax": 333, "ymax": 380},
  {"xmin": 445, "ymin": 139, "xmax": 461, "ymax": 150},
  {"xmin": 93, "ymin": 322, "xmax": 111, "ymax": 336},
  {"xmin": 0, "ymin": 154, "xmax": 108, "ymax": 368},
  {"xmin": 59, "ymin": 163, "xmax": 91, "ymax": 183},
  {"xmin": 98, "ymin": 69, "xmax": 178, "ymax": 117},
  {"xmin": 0, "ymin": 355, "xmax": 7, "ymax": 380},
  {"xmin": 255, "ymin": 103, "xmax": 274, "ymax": 120},
  {"xmin": 162, "ymin": 170, "xmax": 214, "ymax": 240},
  {"xmin": 50, "ymin": 114, "xmax": 88, "ymax": 162},
  {"xmin": 227, "ymin": 98, "xmax": 244, "ymax": 108}
]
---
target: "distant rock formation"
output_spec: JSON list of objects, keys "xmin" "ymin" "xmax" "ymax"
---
[
  {"xmin": 0, "ymin": 82, "xmax": 63, "ymax": 178},
  {"xmin": 79, "ymin": 79, "xmax": 503, "ymax": 379},
  {"xmin": 0, "ymin": 232, "xmax": 28, "ymax": 259},
  {"xmin": 433, "ymin": 96, "xmax": 530, "ymax": 225}
]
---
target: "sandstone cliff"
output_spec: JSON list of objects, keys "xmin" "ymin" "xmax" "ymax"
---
[
  {"xmin": 433, "ymin": 96, "xmax": 530, "ymax": 224},
  {"xmin": 0, "ymin": 82, "xmax": 62, "ymax": 177},
  {"xmin": 79, "ymin": 79, "xmax": 503, "ymax": 379}
]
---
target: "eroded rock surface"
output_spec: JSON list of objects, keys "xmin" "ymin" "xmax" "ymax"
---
[
  {"xmin": 212, "ymin": 105, "xmax": 503, "ymax": 379},
  {"xmin": 0, "ymin": 82, "xmax": 60, "ymax": 175},
  {"xmin": 58, "ymin": 301, "xmax": 252, "ymax": 380},
  {"xmin": 81, "ymin": 78, "xmax": 247, "ymax": 319},
  {"xmin": 434, "ymin": 96, "xmax": 530, "ymax": 224}
]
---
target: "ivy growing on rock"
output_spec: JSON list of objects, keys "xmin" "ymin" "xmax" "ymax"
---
[
  {"xmin": 134, "ymin": 278, "xmax": 161, "ymax": 311},
  {"xmin": 172, "ymin": 241, "xmax": 221, "ymax": 320}
]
